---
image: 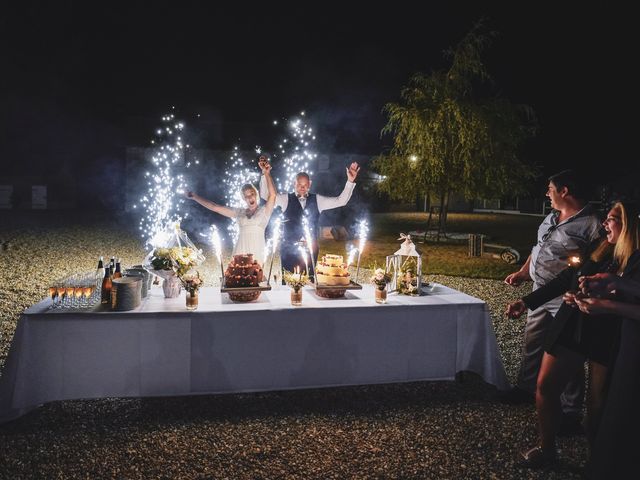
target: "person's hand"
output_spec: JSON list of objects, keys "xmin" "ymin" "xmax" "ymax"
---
[
  {"xmin": 574, "ymin": 297, "xmax": 616, "ymax": 315},
  {"xmin": 562, "ymin": 291, "xmax": 585, "ymax": 308},
  {"xmin": 504, "ymin": 270, "xmax": 529, "ymax": 287},
  {"xmin": 346, "ymin": 162, "xmax": 360, "ymax": 182},
  {"xmin": 579, "ymin": 273, "xmax": 619, "ymax": 296},
  {"xmin": 258, "ymin": 156, "xmax": 271, "ymax": 174},
  {"xmin": 505, "ymin": 299, "xmax": 527, "ymax": 319},
  {"xmin": 186, "ymin": 191, "xmax": 195, "ymax": 199}
]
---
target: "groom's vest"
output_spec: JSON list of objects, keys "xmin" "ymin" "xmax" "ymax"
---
[{"xmin": 282, "ymin": 193, "xmax": 320, "ymax": 254}]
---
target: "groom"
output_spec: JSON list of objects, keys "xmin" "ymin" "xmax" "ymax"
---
[{"xmin": 259, "ymin": 160, "xmax": 360, "ymax": 281}]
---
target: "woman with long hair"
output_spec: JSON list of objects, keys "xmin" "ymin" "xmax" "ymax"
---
[
  {"xmin": 187, "ymin": 156, "xmax": 277, "ymax": 265},
  {"xmin": 505, "ymin": 200, "xmax": 640, "ymax": 468}
]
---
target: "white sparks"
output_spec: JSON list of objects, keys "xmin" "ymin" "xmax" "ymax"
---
[
  {"xmin": 222, "ymin": 147, "xmax": 260, "ymax": 244},
  {"xmin": 210, "ymin": 225, "xmax": 223, "ymax": 264},
  {"xmin": 138, "ymin": 113, "xmax": 192, "ymax": 246},
  {"xmin": 272, "ymin": 114, "xmax": 317, "ymax": 194}
]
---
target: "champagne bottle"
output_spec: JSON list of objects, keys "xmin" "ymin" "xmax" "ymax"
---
[
  {"xmin": 113, "ymin": 258, "xmax": 122, "ymax": 279},
  {"xmin": 96, "ymin": 256, "xmax": 105, "ymax": 282},
  {"xmin": 101, "ymin": 266, "xmax": 112, "ymax": 304}
]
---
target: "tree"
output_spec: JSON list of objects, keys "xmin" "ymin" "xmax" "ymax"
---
[{"xmin": 373, "ymin": 20, "xmax": 538, "ymax": 239}]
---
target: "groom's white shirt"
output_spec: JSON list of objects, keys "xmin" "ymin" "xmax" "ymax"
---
[{"xmin": 259, "ymin": 176, "xmax": 356, "ymax": 213}]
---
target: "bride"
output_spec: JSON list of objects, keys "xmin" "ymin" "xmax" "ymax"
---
[{"xmin": 186, "ymin": 156, "xmax": 276, "ymax": 265}]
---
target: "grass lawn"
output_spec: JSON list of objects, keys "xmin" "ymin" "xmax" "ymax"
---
[{"xmin": 319, "ymin": 212, "xmax": 542, "ymax": 279}]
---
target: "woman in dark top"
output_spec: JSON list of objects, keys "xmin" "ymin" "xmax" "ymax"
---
[
  {"xmin": 505, "ymin": 200, "xmax": 640, "ymax": 468},
  {"xmin": 576, "ymin": 265, "xmax": 640, "ymax": 478}
]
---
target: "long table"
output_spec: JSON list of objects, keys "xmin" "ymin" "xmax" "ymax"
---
[{"xmin": 0, "ymin": 283, "xmax": 510, "ymax": 423}]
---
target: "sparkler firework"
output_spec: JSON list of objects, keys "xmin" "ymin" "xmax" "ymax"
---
[
  {"xmin": 136, "ymin": 112, "xmax": 191, "ymax": 247},
  {"xmin": 301, "ymin": 216, "xmax": 316, "ymax": 282},
  {"xmin": 272, "ymin": 111, "xmax": 317, "ymax": 193},
  {"xmin": 222, "ymin": 146, "xmax": 261, "ymax": 244},
  {"xmin": 208, "ymin": 224, "xmax": 225, "ymax": 282},
  {"xmin": 355, "ymin": 219, "xmax": 369, "ymax": 283},
  {"xmin": 265, "ymin": 217, "xmax": 281, "ymax": 285}
]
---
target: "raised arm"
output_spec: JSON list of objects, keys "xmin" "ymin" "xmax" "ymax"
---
[
  {"xmin": 316, "ymin": 162, "xmax": 360, "ymax": 213},
  {"xmin": 260, "ymin": 162, "xmax": 277, "ymax": 219},
  {"xmin": 258, "ymin": 157, "xmax": 289, "ymax": 211},
  {"xmin": 186, "ymin": 191, "xmax": 237, "ymax": 219}
]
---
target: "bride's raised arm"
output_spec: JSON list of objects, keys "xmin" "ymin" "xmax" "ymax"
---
[
  {"xmin": 185, "ymin": 191, "xmax": 237, "ymax": 219},
  {"xmin": 259, "ymin": 157, "xmax": 277, "ymax": 218}
]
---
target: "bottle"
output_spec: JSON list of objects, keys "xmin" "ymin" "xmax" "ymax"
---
[
  {"xmin": 101, "ymin": 266, "xmax": 112, "ymax": 305},
  {"xmin": 109, "ymin": 256, "xmax": 115, "ymax": 277},
  {"xmin": 96, "ymin": 256, "xmax": 105, "ymax": 282},
  {"xmin": 113, "ymin": 258, "xmax": 122, "ymax": 279}
]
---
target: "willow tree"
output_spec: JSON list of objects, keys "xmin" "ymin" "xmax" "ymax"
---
[{"xmin": 373, "ymin": 20, "xmax": 537, "ymax": 237}]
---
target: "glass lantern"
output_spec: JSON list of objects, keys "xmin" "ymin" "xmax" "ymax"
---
[{"xmin": 385, "ymin": 252, "xmax": 423, "ymax": 296}]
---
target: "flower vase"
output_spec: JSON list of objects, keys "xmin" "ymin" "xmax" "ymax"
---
[
  {"xmin": 186, "ymin": 289, "xmax": 199, "ymax": 310},
  {"xmin": 290, "ymin": 288, "xmax": 302, "ymax": 306},
  {"xmin": 162, "ymin": 274, "xmax": 182, "ymax": 298},
  {"xmin": 375, "ymin": 285, "xmax": 387, "ymax": 304}
]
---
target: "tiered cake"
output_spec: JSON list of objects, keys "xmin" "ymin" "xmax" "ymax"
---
[
  {"xmin": 316, "ymin": 254, "xmax": 350, "ymax": 286},
  {"xmin": 224, "ymin": 254, "xmax": 264, "ymax": 288}
]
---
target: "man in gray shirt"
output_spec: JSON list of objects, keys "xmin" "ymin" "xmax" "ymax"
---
[{"xmin": 501, "ymin": 170, "xmax": 602, "ymax": 433}]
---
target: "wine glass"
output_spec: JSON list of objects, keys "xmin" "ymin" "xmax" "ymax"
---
[
  {"xmin": 56, "ymin": 283, "xmax": 67, "ymax": 308},
  {"xmin": 48, "ymin": 284, "xmax": 58, "ymax": 309}
]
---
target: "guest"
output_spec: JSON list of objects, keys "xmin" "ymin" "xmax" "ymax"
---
[
  {"xmin": 505, "ymin": 200, "xmax": 640, "ymax": 468},
  {"xmin": 501, "ymin": 170, "xmax": 602, "ymax": 436},
  {"xmin": 259, "ymin": 160, "xmax": 360, "ymax": 280},
  {"xmin": 187, "ymin": 157, "xmax": 277, "ymax": 265},
  {"xmin": 577, "ymin": 263, "xmax": 640, "ymax": 478}
]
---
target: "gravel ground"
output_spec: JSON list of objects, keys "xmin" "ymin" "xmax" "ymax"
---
[{"xmin": 0, "ymin": 213, "xmax": 587, "ymax": 479}]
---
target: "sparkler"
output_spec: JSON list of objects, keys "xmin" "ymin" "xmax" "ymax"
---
[
  {"xmin": 301, "ymin": 216, "xmax": 316, "ymax": 284},
  {"xmin": 346, "ymin": 245, "xmax": 358, "ymax": 267},
  {"xmin": 265, "ymin": 217, "xmax": 281, "ymax": 286},
  {"xmin": 209, "ymin": 224, "xmax": 225, "ymax": 285},
  {"xmin": 354, "ymin": 219, "xmax": 369, "ymax": 284},
  {"xmin": 137, "ymin": 113, "xmax": 192, "ymax": 247},
  {"xmin": 272, "ymin": 112, "xmax": 317, "ymax": 194},
  {"xmin": 222, "ymin": 146, "xmax": 261, "ymax": 244},
  {"xmin": 298, "ymin": 245, "xmax": 309, "ymax": 278}
]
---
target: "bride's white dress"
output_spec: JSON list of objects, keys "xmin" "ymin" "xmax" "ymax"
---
[{"xmin": 232, "ymin": 205, "xmax": 271, "ymax": 265}]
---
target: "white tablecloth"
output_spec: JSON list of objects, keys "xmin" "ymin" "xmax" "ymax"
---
[{"xmin": 0, "ymin": 283, "xmax": 509, "ymax": 423}]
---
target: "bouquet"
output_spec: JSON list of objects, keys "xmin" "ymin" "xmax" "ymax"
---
[
  {"xmin": 149, "ymin": 246, "xmax": 202, "ymax": 278},
  {"xmin": 180, "ymin": 270, "xmax": 202, "ymax": 295},
  {"xmin": 370, "ymin": 268, "xmax": 392, "ymax": 290},
  {"xmin": 143, "ymin": 223, "xmax": 206, "ymax": 298},
  {"xmin": 283, "ymin": 268, "xmax": 309, "ymax": 292}
]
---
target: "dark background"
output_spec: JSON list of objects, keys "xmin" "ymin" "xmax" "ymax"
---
[{"xmin": 1, "ymin": 2, "xmax": 636, "ymax": 206}]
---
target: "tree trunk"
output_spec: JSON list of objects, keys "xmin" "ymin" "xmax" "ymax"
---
[{"xmin": 436, "ymin": 190, "xmax": 446, "ymax": 242}]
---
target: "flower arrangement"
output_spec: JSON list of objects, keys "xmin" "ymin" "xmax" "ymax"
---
[
  {"xmin": 397, "ymin": 256, "xmax": 419, "ymax": 295},
  {"xmin": 180, "ymin": 270, "xmax": 202, "ymax": 294},
  {"xmin": 370, "ymin": 267, "xmax": 392, "ymax": 290},
  {"xmin": 283, "ymin": 267, "xmax": 309, "ymax": 292},
  {"xmin": 150, "ymin": 246, "xmax": 201, "ymax": 278}
]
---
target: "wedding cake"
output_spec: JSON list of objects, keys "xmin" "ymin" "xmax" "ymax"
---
[
  {"xmin": 224, "ymin": 254, "xmax": 264, "ymax": 287},
  {"xmin": 316, "ymin": 254, "xmax": 350, "ymax": 286}
]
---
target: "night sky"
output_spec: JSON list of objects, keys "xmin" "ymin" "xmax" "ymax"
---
[{"xmin": 1, "ymin": 2, "xmax": 635, "ymax": 195}]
